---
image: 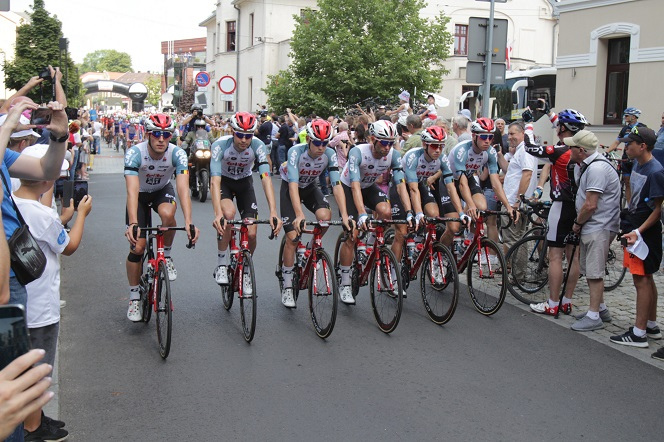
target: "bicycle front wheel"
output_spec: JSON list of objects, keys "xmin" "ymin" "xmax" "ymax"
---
[
  {"xmin": 467, "ymin": 238, "xmax": 507, "ymax": 315},
  {"xmin": 308, "ymin": 250, "xmax": 338, "ymax": 339},
  {"xmin": 156, "ymin": 260, "xmax": 172, "ymax": 359},
  {"xmin": 221, "ymin": 265, "xmax": 234, "ymax": 311},
  {"xmin": 370, "ymin": 246, "xmax": 403, "ymax": 333},
  {"xmin": 505, "ymin": 235, "xmax": 549, "ymax": 305},
  {"xmin": 420, "ymin": 243, "xmax": 459, "ymax": 325},
  {"xmin": 239, "ymin": 250, "xmax": 257, "ymax": 342},
  {"xmin": 604, "ymin": 239, "xmax": 627, "ymax": 291}
]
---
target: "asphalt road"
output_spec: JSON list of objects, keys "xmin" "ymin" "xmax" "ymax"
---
[{"xmin": 59, "ymin": 173, "xmax": 664, "ymax": 441}]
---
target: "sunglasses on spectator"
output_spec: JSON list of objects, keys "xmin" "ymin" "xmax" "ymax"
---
[
  {"xmin": 234, "ymin": 132, "xmax": 254, "ymax": 139},
  {"xmin": 150, "ymin": 131, "xmax": 173, "ymax": 139},
  {"xmin": 476, "ymin": 134, "xmax": 494, "ymax": 141},
  {"xmin": 376, "ymin": 139, "xmax": 394, "ymax": 147},
  {"xmin": 311, "ymin": 139, "xmax": 328, "ymax": 147}
]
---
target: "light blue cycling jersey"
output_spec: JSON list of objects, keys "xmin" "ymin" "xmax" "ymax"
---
[
  {"xmin": 210, "ymin": 135, "xmax": 270, "ymax": 179},
  {"xmin": 402, "ymin": 147, "xmax": 454, "ymax": 185},
  {"xmin": 339, "ymin": 143, "xmax": 405, "ymax": 189},
  {"xmin": 279, "ymin": 143, "xmax": 340, "ymax": 188},
  {"xmin": 124, "ymin": 141, "xmax": 188, "ymax": 192},
  {"xmin": 447, "ymin": 139, "xmax": 498, "ymax": 179}
]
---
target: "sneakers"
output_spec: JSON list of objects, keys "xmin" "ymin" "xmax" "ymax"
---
[
  {"xmin": 530, "ymin": 301, "xmax": 572, "ymax": 316},
  {"xmin": 574, "ymin": 308, "xmax": 612, "ymax": 323},
  {"xmin": 647, "ymin": 326, "xmax": 662, "ymax": 340},
  {"xmin": 214, "ymin": 265, "xmax": 229, "ymax": 285},
  {"xmin": 243, "ymin": 274, "xmax": 253, "ymax": 295},
  {"xmin": 570, "ymin": 314, "xmax": 604, "ymax": 332},
  {"xmin": 127, "ymin": 300, "xmax": 142, "ymax": 322},
  {"xmin": 24, "ymin": 419, "xmax": 69, "ymax": 441},
  {"xmin": 652, "ymin": 346, "xmax": 664, "ymax": 361},
  {"xmin": 166, "ymin": 257, "xmax": 177, "ymax": 281},
  {"xmin": 42, "ymin": 412, "xmax": 65, "ymax": 429},
  {"xmin": 340, "ymin": 285, "xmax": 355, "ymax": 305},
  {"xmin": 610, "ymin": 327, "xmax": 649, "ymax": 348},
  {"xmin": 432, "ymin": 264, "xmax": 444, "ymax": 285},
  {"xmin": 281, "ymin": 288, "xmax": 296, "ymax": 308}
]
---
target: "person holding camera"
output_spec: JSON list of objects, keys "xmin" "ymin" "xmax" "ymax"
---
[{"xmin": 180, "ymin": 104, "xmax": 213, "ymax": 137}]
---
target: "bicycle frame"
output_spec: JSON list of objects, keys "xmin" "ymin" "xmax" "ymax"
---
[
  {"xmin": 295, "ymin": 221, "xmax": 338, "ymax": 293},
  {"xmin": 355, "ymin": 221, "xmax": 399, "ymax": 292},
  {"xmin": 454, "ymin": 211, "xmax": 503, "ymax": 276},
  {"xmin": 406, "ymin": 219, "xmax": 452, "ymax": 285},
  {"xmin": 227, "ymin": 224, "xmax": 250, "ymax": 298}
]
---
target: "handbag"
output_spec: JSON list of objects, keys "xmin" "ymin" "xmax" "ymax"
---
[{"xmin": 0, "ymin": 171, "xmax": 47, "ymax": 285}]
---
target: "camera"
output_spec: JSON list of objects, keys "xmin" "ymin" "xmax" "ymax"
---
[
  {"xmin": 30, "ymin": 107, "xmax": 52, "ymax": 128},
  {"xmin": 63, "ymin": 180, "xmax": 88, "ymax": 210},
  {"xmin": 38, "ymin": 67, "xmax": 52, "ymax": 81}
]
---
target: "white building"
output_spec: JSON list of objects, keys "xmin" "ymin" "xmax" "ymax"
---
[
  {"xmin": 0, "ymin": 11, "xmax": 30, "ymax": 101},
  {"xmin": 201, "ymin": 0, "xmax": 557, "ymax": 118}
]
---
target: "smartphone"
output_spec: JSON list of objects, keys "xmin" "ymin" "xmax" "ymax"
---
[
  {"xmin": 30, "ymin": 107, "xmax": 52, "ymax": 128},
  {"xmin": 62, "ymin": 181, "xmax": 73, "ymax": 207},
  {"xmin": 0, "ymin": 305, "xmax": 31, "ymax": 370},
  {"xmin": 620, "ymin": 237, "xmax": 628, "ymax": 248},
  {"xmin": 62, "ymin": 180, "xmax": 88, "ymax": 209}
]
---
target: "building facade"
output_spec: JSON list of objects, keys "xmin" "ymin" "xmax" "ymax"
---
[{"xmin": 0, "ymin": 11, "xmax": 29, "ymax": 101}]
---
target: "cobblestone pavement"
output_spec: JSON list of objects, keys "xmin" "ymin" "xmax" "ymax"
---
[{"xmin": 86, "ymin": 140, "xmax": 125, "ymax": 174}]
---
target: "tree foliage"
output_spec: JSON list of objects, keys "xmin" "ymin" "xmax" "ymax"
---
[
  {"xmin": 79, "ymin": 49, "xmax": 133, "ymax": 73},
  {"xmin": 144, "ymin": 76, "xmax": 162, "ymax": 107},
  {"xmin": 3, "ymin": 0, "xmax": 82, "ymax": 105},
  {"xmin": 264, "ymin": 0, "xmax": 452, "ymax": 116}
]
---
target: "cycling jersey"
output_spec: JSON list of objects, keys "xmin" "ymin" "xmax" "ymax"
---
[
  {"xmin": 210, "ymin": 135, "xmax": 270, "ymax": 180},
  {"xmin": 339, "ymin": 143, "xmax": 404, "ymax": 188},
  {"xmin": 279, "ymin": 143, "xmax": 340, "ymax": 188},
  {"xmin": 124, "ymin": 141, "xmax": 188, "ymax": 192},
  {"xmin": 401, "ymin": 147, "xmax": 453, "ymax": 185},
  {"xmin": 448, "ymin": 140, "xmax": 498, "ymax": 179}
]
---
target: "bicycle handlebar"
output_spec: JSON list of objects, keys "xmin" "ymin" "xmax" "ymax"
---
[{"xmin": 133, "ymin": 224, "xmax": 197, "ymax": 249}]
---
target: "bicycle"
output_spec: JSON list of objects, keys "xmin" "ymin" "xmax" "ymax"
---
[
  {"xmin": 275, "ymin": 220, "xmax": 344, "ymax": 339},
  {"xmin": 219, "ymin": 218, "xmax": 276, "ymax": 343},
  {"xmin": 333, "ymin": 218, "xmax": 405, "ymax": 333},
  {"xmin": 135, "ymin": 224, "xmax": 195, "ymax": 359},
  {"xmin": 399, "ymin": 217, "xmax": 459, "ymax": 325}
]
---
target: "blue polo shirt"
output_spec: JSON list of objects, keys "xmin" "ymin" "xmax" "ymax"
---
[{"xmin": 2, "ymin": 150, "xmax": 21, "ymax": 276}]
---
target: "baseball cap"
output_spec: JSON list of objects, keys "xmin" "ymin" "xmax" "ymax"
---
[
  {"xmin": 618, "ymin": 126, "xmax": 657, "ymax": 147},
  {"xmin": 0, "ymin": 114, "xmax": 40, "ymax": 138},
  {"xmin": 458, "ymin": 109, "xmax": 472, "ymax": 120},
  {"xmin": 563, "ymin": 129, "xmax": 599, "ymax": 150}
]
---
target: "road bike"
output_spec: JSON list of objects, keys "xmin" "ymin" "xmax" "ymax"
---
[
  {"xmin": 135, "ymin": 224, "xmax": 195, "ymax": 359},
  {"xmin": 219, "ymin": 218, "xmax": 276, "ymax": 343},
  {"xmin": 275, "ymin": 220, "xmax": 343, "ymax": 339},
  {"xmin": 334, "ymin": 219, "xmax": 405, "ymax": 333}
]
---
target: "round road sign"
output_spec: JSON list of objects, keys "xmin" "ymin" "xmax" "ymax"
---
[
  {"xmin": 195, "ymin": 72, "xmax": 211, "ymax": 87},
  {"xmin": 218, "ymin": 75, "xmax": 237, "ymax": 94}
]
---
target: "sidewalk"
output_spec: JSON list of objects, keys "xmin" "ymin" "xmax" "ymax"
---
[{"xmin": 87, "ymin": 140, "xmax": 125, "ymax": 174}]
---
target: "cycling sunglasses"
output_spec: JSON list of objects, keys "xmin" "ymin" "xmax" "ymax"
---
[
  {"xmin": 149, "ymin": 131, "xmax": 173, "ymax": 139},
  {"xmin": 234, "ymin": 132, "xmax": 254, "ymax": 139},
  {"xmin": 311, "ymin": 139, "xmax": 328, "ymax": 147},
  {"xmin": 476, "ymin": 134, "xmax": 494, "ymax": 141},
  {"xmin": 376, "ymin": 139, "xmax": 394, "ymax": 147},
  {"xmin": 426, "ymin": 143, "xmax": 445, "ymax": 150}
]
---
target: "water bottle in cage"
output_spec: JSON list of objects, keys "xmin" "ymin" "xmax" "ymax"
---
[
  {"xmin": 357, "ymin": 240, "xmax": 367, "ymax": 264},
  {"xmin": 296, "ymin": 242, "xmax": 307, "ymax": 267}
]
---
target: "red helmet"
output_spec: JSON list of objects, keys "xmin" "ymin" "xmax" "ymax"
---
[
  {"xmin": 230, "ymin": 112, "xmax": 258, "ymax": 133},
  {"xmin": 470, "ymin": 117, "xmax": 495, "ymax": 134},
  {"xmin": 306, "ymin": 119, "xmax": 333, "ymax": 142},
  {"xmin": 420, "ymin": 126, "xmax": 447, "ymax": 144},
  {"xmin": 145, "ymin": 113, "xmax": 175, "ymax": 132}
]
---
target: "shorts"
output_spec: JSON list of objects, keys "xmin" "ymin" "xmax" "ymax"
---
[
  {"xmin": 280, "ymin": 181, "xmax": 330, "ymax": 233},
  {"xmin": 483, "ymin": 187, "xmax": 500, "ymax": 212},
  {"xmin": 128, "ymin": 133, "xmax": 136, "ymax": 140},
  {"xmin": 342, "ymin": 182, "xmax": 389, "ymax": 220},
  {"xmin": 623, "ymin": 223, "xmax": 662, "ymax": 275},
  {"xmin": 389, "ymin": 181, "xmax": 437, "ymax": 220},
  {"xmin": 579, "ymin": 230, "xmax": 616, "ymax": 279},
  {"xmin": 29, "ymin": 322, "xmax": 59, "ymax": 368},
  {"xmin": 547, "ymin": 200, "xmax": 576, "ymax": 247},
  {"xmin": 220, "ymin": 175, "xmax": 258, "ymax": 219},
  {"xmin": 454, "ymin": 172, "xmax": 483, "ymax": 199},
  {"xmin": 125, "ymin": 183, "xmax": 177, "ymax": 238},
  {"xmin": 437, "ymin": 181, "xmax": 458, "ymax": 215}
]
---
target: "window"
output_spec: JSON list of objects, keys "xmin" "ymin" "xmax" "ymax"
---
[
  {"xmin": 454, "ymin": 24, "xmax": 468, "ymax": 56},
  {"xmin": 226, "ymin": 21, "xmax": 236, "ymax": 52},
  {"xmin": 250, "ymin": 13, "xmax": 254, "ymax": 46},
  {"xmin": 226, "ymin": 101, "xmax": 234, "ymax": 113},
  {"xmin": 603, "ymin": 37, "xmax": 630, "ymax": 125}
]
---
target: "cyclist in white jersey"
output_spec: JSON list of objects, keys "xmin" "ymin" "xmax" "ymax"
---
[
  {"xmin": 278, "ymin": 119, "xmax": 352, "ymax": 307},
  {"xmin": 211, "ymin": 112, "xmax": 282, "ymax": 287},
  {"xmin": 337, "ymin": 120, "xmax": 414, "ymax": 304},
  {"xmin": 124, "ymin": 113, "xmax": 200, "ymax": 321}
]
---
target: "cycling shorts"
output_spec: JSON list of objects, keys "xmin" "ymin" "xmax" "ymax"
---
[
  {"xmin": 220, "ymin": 175, "xmax": 258, "ymax": 219},
  {"xmin": 389, "ymin": 181, "xmax": 438, "ymax": 220},
  {"xmin": 280, "ymin": 181, "xmax": 330, "ymax": 233},
  {"xmin": 126, "ymin": 182, "xmax": 177, "ymax": 238},
  {"xmin": 341, "ymin": 182, "xmax": 389, "ymax": 220},
  {"xmin": 437, "ymin": 181, "xmax": 459, "ymax": 215},
  {"xmin": 128, "ymin": 133, "xmax": 136, "ymax": 141},
  {"xmin": 454, "ymin": 172, "xmax": 483, "ymax": 199},
  {"xmin": 547, "ymin": 200, "xmax": 576, "ymax": 248}
]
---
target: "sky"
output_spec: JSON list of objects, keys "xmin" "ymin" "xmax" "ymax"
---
[{"xmin": 11, "ymin": 0, "xmax": 216, "ymax": 73}]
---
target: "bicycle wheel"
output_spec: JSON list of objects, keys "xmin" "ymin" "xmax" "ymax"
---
[
  {"xmin": 221, "ymin": 265, "xmax": 234, "ymax": 311},
  {"xmin": 467, "ymin": 238, "xmax": 507, "ymax": 315},
  {"xmin": 604, "ymin": 238, "xmax": 627, "ymax": 291},
  {"xmin": 420, "ymin": 243, "xmax": 459, "ymax": 325},
  {"xmin": 333, "ymin": 231, "xmax": 345, "ymax": 275},
  {"xmin": 505, "ymin": 235, "xmax": 549, "ymax": 305},
  {"xmin": 239, "ymin": 250, "xmax": 257, "ymax": 342},
  {"xmin": 155, "ymin": 261, "xmax": 172, "ymax": 359},
  {"xmin": 308, "ymin": 249, "xmax": 338, "ymax": 339},
  {"xmin": 140, "ymin": 253, "xmax": 153, "ymax": 323},
  {"xmin": 276, "ymin": 236, "xmax": 287, "ymax": 292},
  {"xmin": 370, "ymin": 246, "xmax": 403, "ymax": 333}
]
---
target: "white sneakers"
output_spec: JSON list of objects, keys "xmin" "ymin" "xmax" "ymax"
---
[
  {"xmin": 281, "ymin": 288, "xmax": 296, "ymax": 308},
  {"xmin": 214, "ymin": 265, "xmax": 229, "ymax": 285},
  {"xmin": 340, "ymin": 285, "xmax": 355, "ymax": 305},
  {"xmin": 127, "ymin": 300, "xmax": 142, "ymax": 322},
  {"xmin": 166, "ymin": 257, "xmax": 177, "ymax": 281}
]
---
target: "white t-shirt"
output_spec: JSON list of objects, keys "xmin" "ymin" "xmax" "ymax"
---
[
  {"xmin": 93, "ymin": 121, "xmax": 103, "ymax": 137},
  {"xmin": 13, "ymin": 196, "xmax": 70, "ymax": 328},
  {"xmin": 397, "ymin": 103, "xmax": 410, "ymax": 126},
  {"xmin": 426, "ymin": 104, "xmax": 437, "ymax": 119},
  {"xmin": 503, "ymin": 142, "xmax": 538, "ymax": 205}
]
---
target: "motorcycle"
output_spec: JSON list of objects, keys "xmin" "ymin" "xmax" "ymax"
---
[{"xmin": 188, "ymin": 137, "xmax": 211, "ymax": 202}]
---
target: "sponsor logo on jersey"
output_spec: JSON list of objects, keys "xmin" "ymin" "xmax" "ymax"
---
[{"xmin": 148, "ymin": 165, "xmax": 155, "ymax": 170}]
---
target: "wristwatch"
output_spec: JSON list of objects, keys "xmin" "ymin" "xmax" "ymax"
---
[{"xmin": 50, "ymin": 132, "xmax": 69, "ymax": 143}]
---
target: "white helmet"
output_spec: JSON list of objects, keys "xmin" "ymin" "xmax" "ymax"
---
[{"xmin": 369, "ymin": 120, "xmax": 397, "ymax": 140}]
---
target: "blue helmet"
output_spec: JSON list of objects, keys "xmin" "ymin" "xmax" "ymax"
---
[
  {"xmin": 623, "ymin": 107, "xmax": 641, "ymax": 118},
  {"xmin": 558, "ymin": 109, "xmax": 587, "ymax": 133}
]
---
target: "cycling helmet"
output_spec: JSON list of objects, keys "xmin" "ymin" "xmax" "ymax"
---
[
  {"xmin": 230, "ymin": 112, "xmax": 258, "ymax": 133},
  {"xmin": 191, "ymin": 104, "xmax": 203, "ymax": 112},
  {"xmin": 420, "ymin": 126, "xmax": 447, "ymax": 144},
  {"xmin": 557, "ymin": 109, "xmax": 587, "ymax": 133},
  {"xmin": 470, "ymin": 117, "xmax": 495, "ymax": 134},
  {"xmin": 194, "ymin": 119, "xmax": 206, "ymax": 127},
  {"xmin": 369, "ymin": 120, "xmax": 397, "ymax": 140},
  {"xmin": 623, "ymin": 107, "xmax": 641, "ymax": 118},
  {"xmin": 306, "ymin": 119, "xmax": 333, "ymax": 142},
  {"xmin": 145, "ymin": 113, "xmax": 175, "ymax": 132}
]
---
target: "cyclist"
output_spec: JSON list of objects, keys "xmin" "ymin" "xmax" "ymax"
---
[
  {"xmin": 279, "ymin": 119, "xmax": 352, "ymax": 308},
  {"xmin": 112, "ymin": 116, "xmax": 121, "ymax": 150},
  {"xmin": 124, "ymin": 113, "xmax": 200, "ymax": 321},
  {"xmin": 211, "ymin": 112, "xmax": 282, "ymax": 289},
  {"xmin": 125, "ymin": 118, "xmax": 139, "ymax": 149},
  {"xmin": 337, "ymin": 120, "xmax": 414, "ymax": 304},
  {"xmin": 605, "ymin": 107, "xmax": 646, "ymax": 203}
]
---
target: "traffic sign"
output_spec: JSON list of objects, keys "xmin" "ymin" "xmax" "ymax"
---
[
  {"xmin": 218, "ymin": 75, "xmax": 237, "ymax": 94},
  {"xmin": 468, "ymin": 17, "xmax": 508, "ymax": 63},
  {"xmin": 195, "ymin": 72, "xmax": 211, "ymax": 87}
]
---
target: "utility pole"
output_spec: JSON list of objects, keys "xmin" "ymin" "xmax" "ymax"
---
[{"xmin": 481, "ymin": 0, "xmax": 496, "ymax": 118}]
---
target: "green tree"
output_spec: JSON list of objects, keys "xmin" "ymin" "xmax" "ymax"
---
[
  {"xmin": 3, "ymin": 0, "xmax": 82, "ymax": 105},
  {"xmin": 264, "ymin": 0, "xmax": 452, "ymax": 116},
  {"xmin": 79, "ymin": 49, "xmax": 133, "ymax": 73},
  {"xmin": 144, "ymin": 75, "xmax": 162, "ymax": 106}
]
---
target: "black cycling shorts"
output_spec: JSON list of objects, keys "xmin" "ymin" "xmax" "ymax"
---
[
  {"xmin": 280, "ymin": 180, "xmax": 330, "ymax": 233},
  {"xmin": 342, "ymin": 182, "xmax": 389, "ymax": 220},
  {"xmin": 437, "ymin": 180, "xmax": 458, "ymax": 215},
  {"xmin": 220, "ymin": 175, "xmax": 258, "ymax": 219},
  {"xmin": 546, "ymin": 200, "xmax": 576, "ymax": 247},
  {"xmin": 389, "ymin": 181, "xmax": 438, "ymax": 220},
  {"xmin": 125, "ymin": 182, "xmax": 177, "ymax": 238},
  {"xmin": 454, "ymin": 172, "xmax": 483, "ymax": 199}
]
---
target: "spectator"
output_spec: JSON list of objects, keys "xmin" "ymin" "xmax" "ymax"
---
[
  {"xmin": 653, "ymin": 111, "xmax": 664, "ymax": 166},
  {"xmin": 256, "ymin": 114, "xmax": 273, "ymax": 173},
  {"xmin": 402, "ymin": 115, "xmax": 423, "ymax": 153},
  {"xmin": 605, "ymin": 107, "xmax": 646, "ymax": 203},
  {"xmin": 494, "ymin": 118, "xmax": 508, "ymax": 153},
  {"xmin": 277, "ymin": 116, "xmax": 294, "ymax": 164},
  {"xmin": 420, "ymin": 94, "xmax": 438, "ymax": 121},
  {"xmin": 435, "ymin": 118, "xmax": 458, "ymax": 155},
  {"xmin": 452, "ymin": 115, "xmax": 471, "ymax": 143},
  {"xmin": 270, "ymin": 114, "xmax": 280, "ymax": 172},
  {"xmin": 329, "ymin": 122, "xmax": 351, "ymax": 169},
  {"xmin": 92, "ymin": 117, "xmax": 103, "ymax": 160},
  {"xmin": 386, "ymin": 90, "xmax": 411, "ymax": 134},
  {"xmin": 568, "ymin": 130, "xmax": 621, "ymax": 331}
]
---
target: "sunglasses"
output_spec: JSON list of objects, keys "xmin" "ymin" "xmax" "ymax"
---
[
  {"xmin": 376, "ymin": 139, "xmax": 394, "ymax": 147},
  {"xmin": 234, "ymin": 132, "xmax": 254, "ymax": 139},
  {"xmin": 476, "ymin": 134, "xmax": 494, "ymax": 141},
  {"xmin": 311, "ymin": 139, "xmax": 328, "ymax": 147},
  {"xmin": 426, "ymin": 144, "xmax": 444, "ymax": 150},
  {"xmin": 150, "ymin": 131, "xmax": 173, "ymax": 139}
]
